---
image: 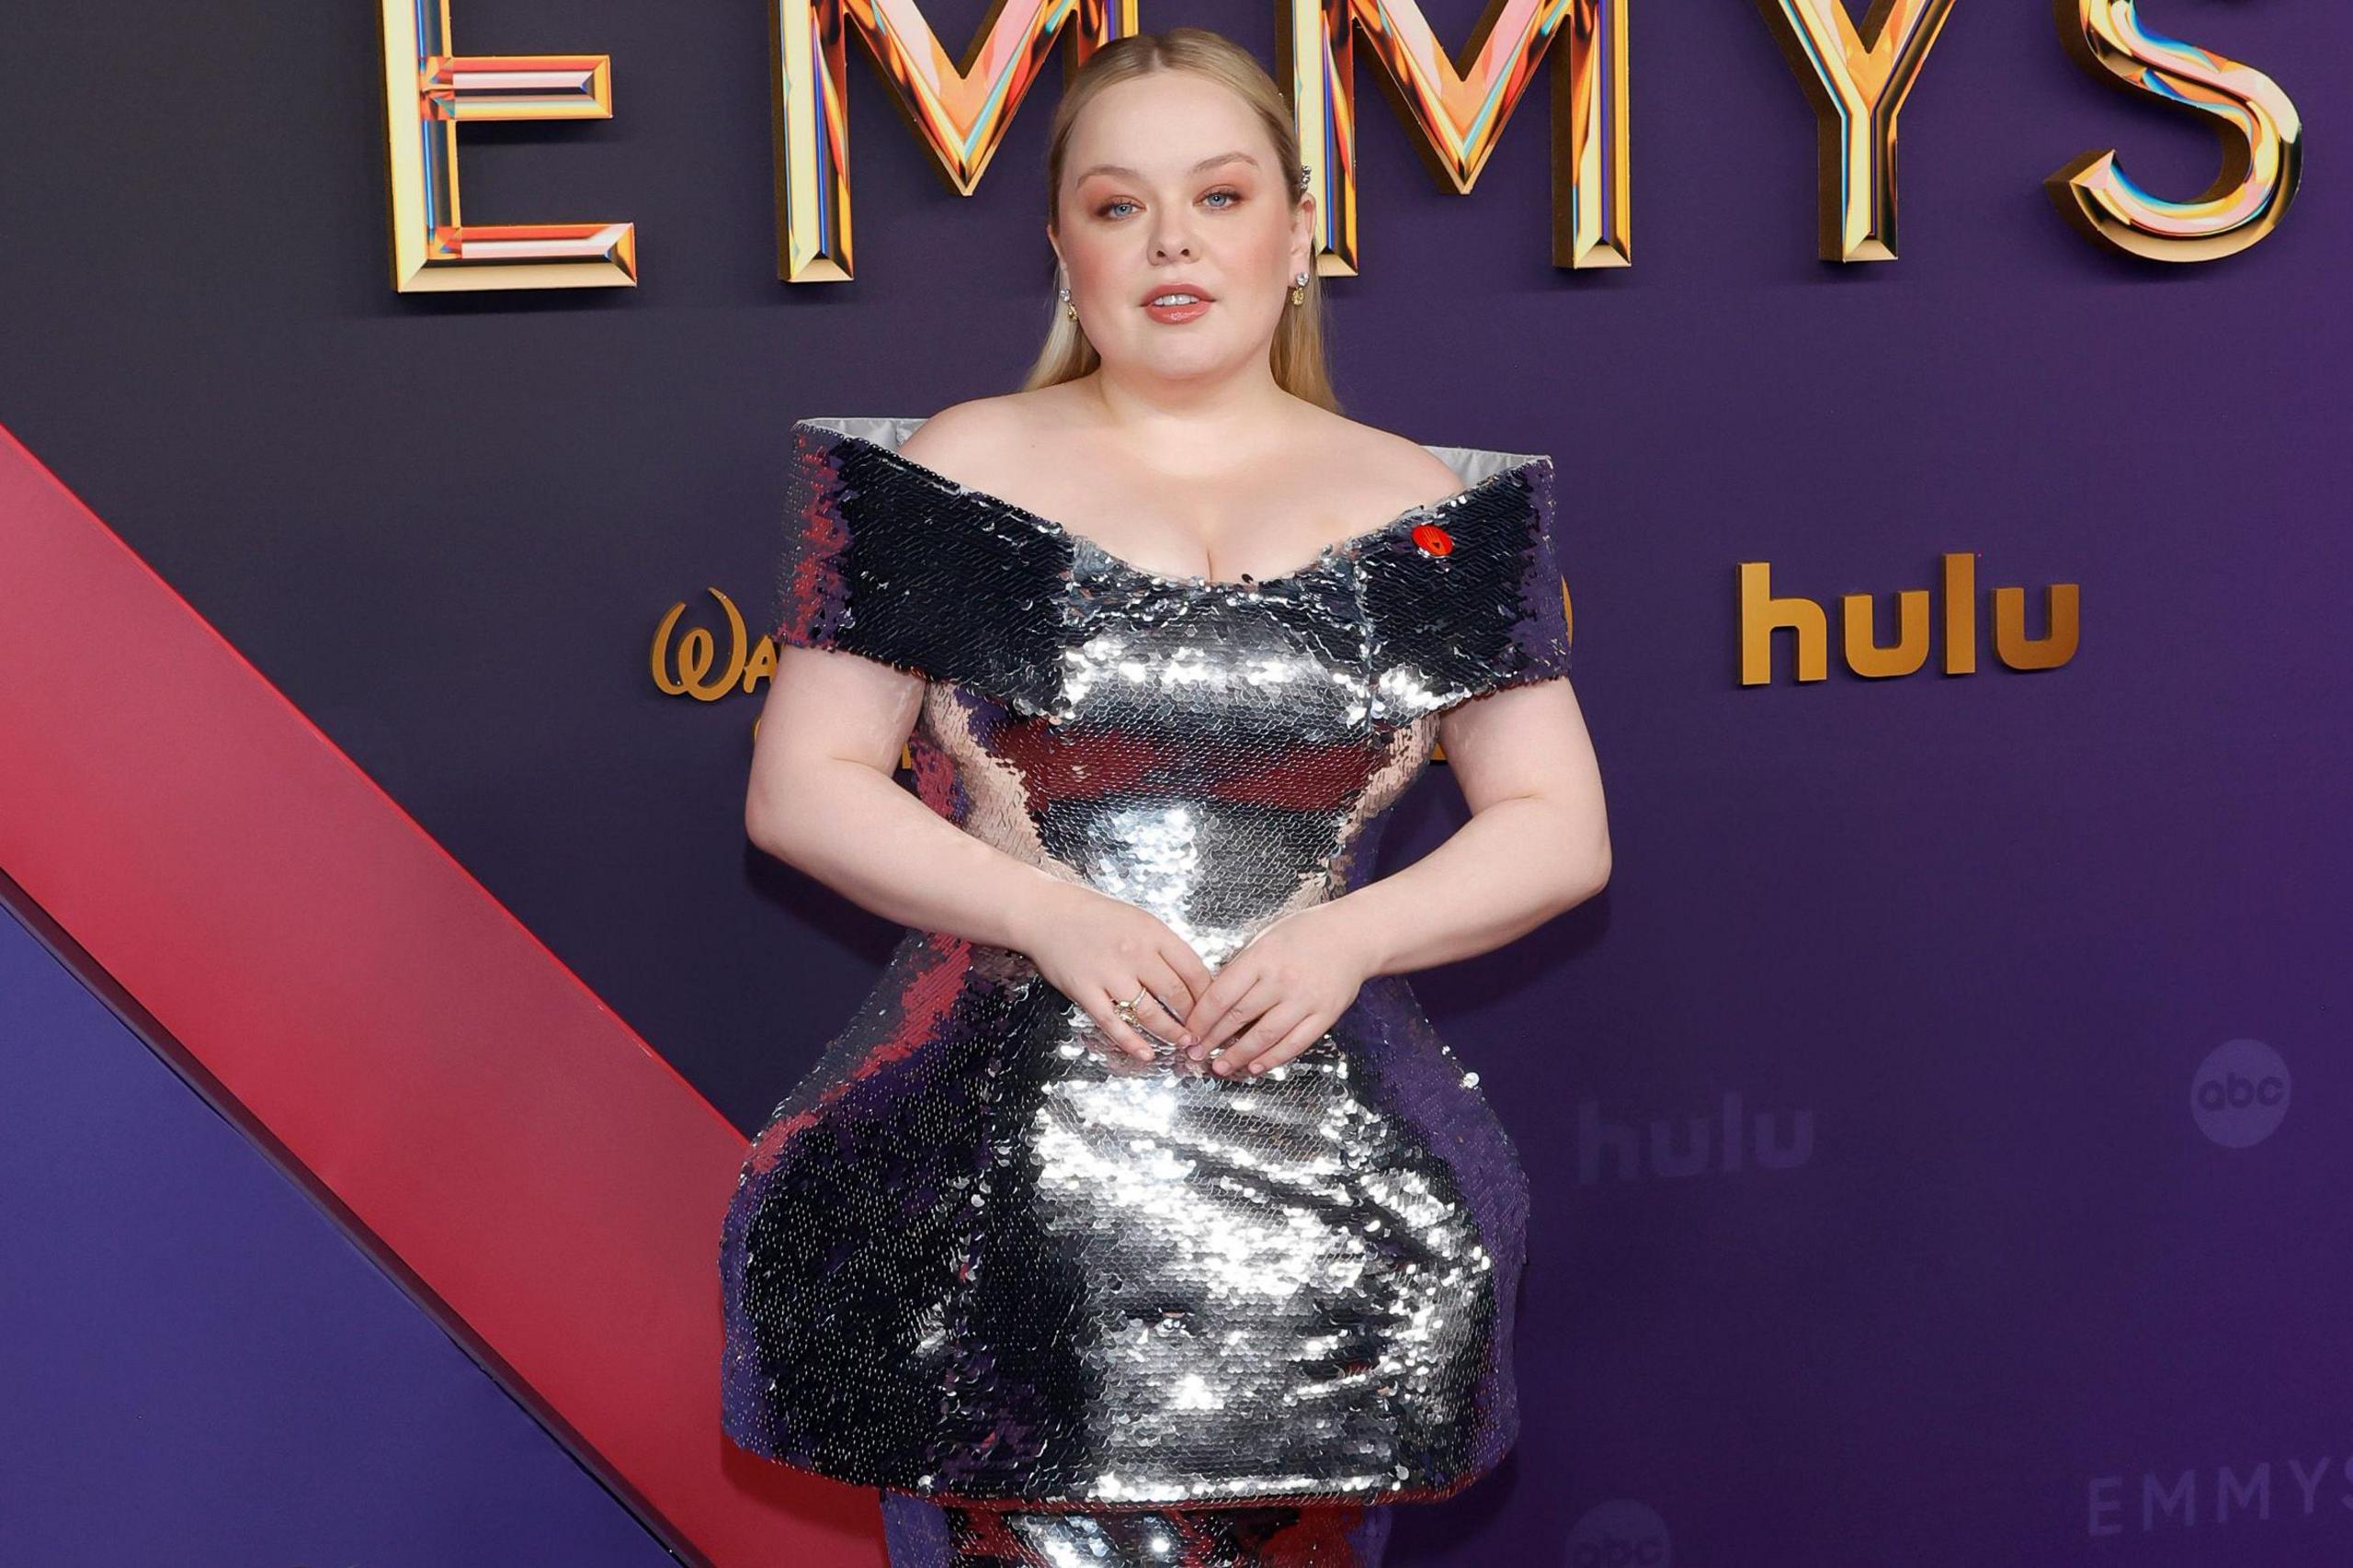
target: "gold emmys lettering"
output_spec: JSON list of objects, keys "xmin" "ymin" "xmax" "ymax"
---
[{"xmin": 379, "ymin": 0, "xmax": 2304, "ymax": 292}]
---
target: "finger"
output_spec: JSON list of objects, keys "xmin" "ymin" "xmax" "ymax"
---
[
  {"xmin": 1165, "ymin": 939, "xmax": 1216, "ymax": 1014},
  {"xmin": 1139, "ymin": 955, "xmax": 1199, "ymax": 1043},
  {"xmin": 1204, "ymin": 979, "xmax": 1279, "ymax": 1063},
  {"xmin": 1188, "ymin": 951, "xmax": 1269, "ymax": 1044},
  {"xmin": 1189, "ymin": 971, "xmax": 1267, "ymax": 1058},
  {"xmin": 1090, "ymin": 990, "xmax": 1159, "ymax": 1062},
  {"xmin": 1131, "ymin": 978, "xmax": 1192, "ymax": 1045},
  {"xmin": 1234, "ymin": 1014, "xmax": 1326, "ymax": 1077},
  {"xmin": 1211, "ymin": 1003, "xmax": 1305, "ymax": 1075},
  {"xmin": 1181, "ymin": 980, "xmax": 1229, "ymax": 1052},
  {"xmin": 1143, "ymin": 948, "xmax": 1199, "ymax": 1009}
]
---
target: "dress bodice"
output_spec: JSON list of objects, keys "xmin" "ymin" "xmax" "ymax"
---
[{"xmin": 771, "ymin": 415, "xmax": 1571, "ymax": 970}]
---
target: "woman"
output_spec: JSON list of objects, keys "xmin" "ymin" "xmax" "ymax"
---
[{"xmin": 722, "ymin": 27, "xmax": 1610, "ymax": 1568}]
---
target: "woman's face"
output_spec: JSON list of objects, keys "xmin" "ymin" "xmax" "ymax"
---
[{"xmin": 1050, "ymin": 71, "xmax": 1312, "ymax": 385}]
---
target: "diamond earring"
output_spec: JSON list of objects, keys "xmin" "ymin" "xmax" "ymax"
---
[
  {"xmin": 1058, "ymin": 281, "xmax": 1074, "ymax": 322},
  {"xmin": 1290, "ymin": 270, "xmax": 1309, "ymax": 306}
]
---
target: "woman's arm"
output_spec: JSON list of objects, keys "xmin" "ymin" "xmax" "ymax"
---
[
  {"xmin": 1329, "ymin": 675, "xmax": 1609, "ymax": 976},
  {"xmin": 1180, "ymin": 676, "xmax": 1608, "ymax": 1074},
  {"xmin": 745, "ymin": 644, "xmax": 1066, "ymax": 950},
  {"xmin": 746, "ymin": 642, "xmax": 1216, "ymax": 1056}
]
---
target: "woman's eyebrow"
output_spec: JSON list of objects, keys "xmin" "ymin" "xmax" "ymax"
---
[{"xmin": 1074, "ymin": 151, "xmax": 1261, "ymax": 183}]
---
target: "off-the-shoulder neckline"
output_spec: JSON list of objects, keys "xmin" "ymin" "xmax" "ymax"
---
[{"xmin": 802, "ymin": 419, "xmax": 1551, "ymax": 592}]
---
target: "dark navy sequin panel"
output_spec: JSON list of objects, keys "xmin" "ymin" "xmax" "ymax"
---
[{"xmin": 721, "ymin": 415, "xmax": 1572, "ymax": 1510}]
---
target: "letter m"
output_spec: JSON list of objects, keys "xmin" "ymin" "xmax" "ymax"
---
[
  {"xmin": 2143, "ymin": 1470, "xmax": 2197, "ymax": 1530},
  {"xmin": 2218, "ymin": 1462, "xmax": 2270, "ymax": 1523},
  {"xmin": 769, "ymin": 0, "xmax": 1140, "ymax": 280},
  {"xmin": 1281, "ymin": 0, "xmax": 1628, "ymax": 272}
]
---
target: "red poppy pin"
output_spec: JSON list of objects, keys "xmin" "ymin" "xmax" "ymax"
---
[{"xmin": 1411, "ymin": 521, "xmax": 1454, "ymax": 557}]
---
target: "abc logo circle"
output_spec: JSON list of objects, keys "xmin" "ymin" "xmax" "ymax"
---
[
  {"xmin": 1564, "ymin": 1499, "xmax": 1671, "ymax": 1567},
  {"xmin": 2190, "ymin": 1039, "xmax": 2290, "ymax": 1148}
]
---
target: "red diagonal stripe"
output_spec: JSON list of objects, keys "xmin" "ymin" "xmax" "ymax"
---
[{"xmin": 0, "ymin": 421, "xmax": 881, "ymax": 1567}]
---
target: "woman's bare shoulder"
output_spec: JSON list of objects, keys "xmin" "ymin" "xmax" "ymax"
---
[
  {"xmin": 895, "ymin": 389, "xmax": 1079, "ymax": 482},
  {"xmin": 1295, "ymin": 405, "xmax": 1472, "ymax": 510}
]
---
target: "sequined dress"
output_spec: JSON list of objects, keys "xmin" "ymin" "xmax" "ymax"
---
[{"xmin": 720, "ymin": 415, "xmax": 1572, "ymax": 1512}]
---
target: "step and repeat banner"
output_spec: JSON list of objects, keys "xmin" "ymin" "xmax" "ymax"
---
[{"xmin": 2, "ymin": 0, "xmax": 2344, "ymax": 1563}]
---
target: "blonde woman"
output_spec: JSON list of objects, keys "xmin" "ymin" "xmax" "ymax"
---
[{"xmin": 722, "ymin": 28, "xmax": 1609, "ymax": 1567}]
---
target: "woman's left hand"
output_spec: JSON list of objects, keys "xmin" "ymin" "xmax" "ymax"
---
[{"xmin": 1182, "ymin": 903, "xmax": 1378, "ymax": 1078}]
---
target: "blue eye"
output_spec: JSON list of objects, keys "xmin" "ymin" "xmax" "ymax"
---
[{"xmin": 1097, "ymin": 189, "xmax": 1242, "ymax": 220}]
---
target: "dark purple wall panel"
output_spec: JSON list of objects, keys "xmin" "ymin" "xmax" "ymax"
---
[{"xmin": 3, "ymin": 0, "xmax": 2347, "ymax": 1562}]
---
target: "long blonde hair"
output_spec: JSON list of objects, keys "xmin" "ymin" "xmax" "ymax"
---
[{"xmin": 1019, "ymin": 28, "xmax": 1340, "ymax": 412}]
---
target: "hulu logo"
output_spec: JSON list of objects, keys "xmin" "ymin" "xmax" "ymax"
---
[
  {"xmin": 1573, "ymin": 1092, "xmax": 1813, "ymax": 1185},
  {"xmin": 1739, "ymin": 553, "xmax": 2078, "ymax": 684}
]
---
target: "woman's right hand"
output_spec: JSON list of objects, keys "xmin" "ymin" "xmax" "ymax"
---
[{"xmin": 1011, "ymin": 881, "xmax": 1214, "ymax": 1062}]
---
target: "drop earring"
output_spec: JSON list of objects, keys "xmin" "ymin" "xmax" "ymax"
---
[
  {"xmin": 1292, "ymin": 163, "xmax": 1315, "ymax": 304},
  {"xmin": 1058, "ymin": 280, "xmax": 1075, "ymax": 322}
]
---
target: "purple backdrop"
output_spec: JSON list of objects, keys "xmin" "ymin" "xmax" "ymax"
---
[
  {"xmin": 3, "ymin": 0, "xmax": 2347, "ymax": 1562},
  {"xmin": 0, "ymin": 898, "xmax": 675, "ymax": 1566}
]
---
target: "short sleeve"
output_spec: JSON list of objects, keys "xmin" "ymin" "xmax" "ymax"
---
[
  {"xmin": 772, "ymin": 419, "xmax": 1064, "ymax": 717},
  {"xmin": 1359, "ymin": 455, "xmax": 1572, "ymax": 728}
]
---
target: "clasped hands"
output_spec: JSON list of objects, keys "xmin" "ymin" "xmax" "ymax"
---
[{"xmin": 1014, "ymin": 881, "xmax": 1375, "ymax": 1078}]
